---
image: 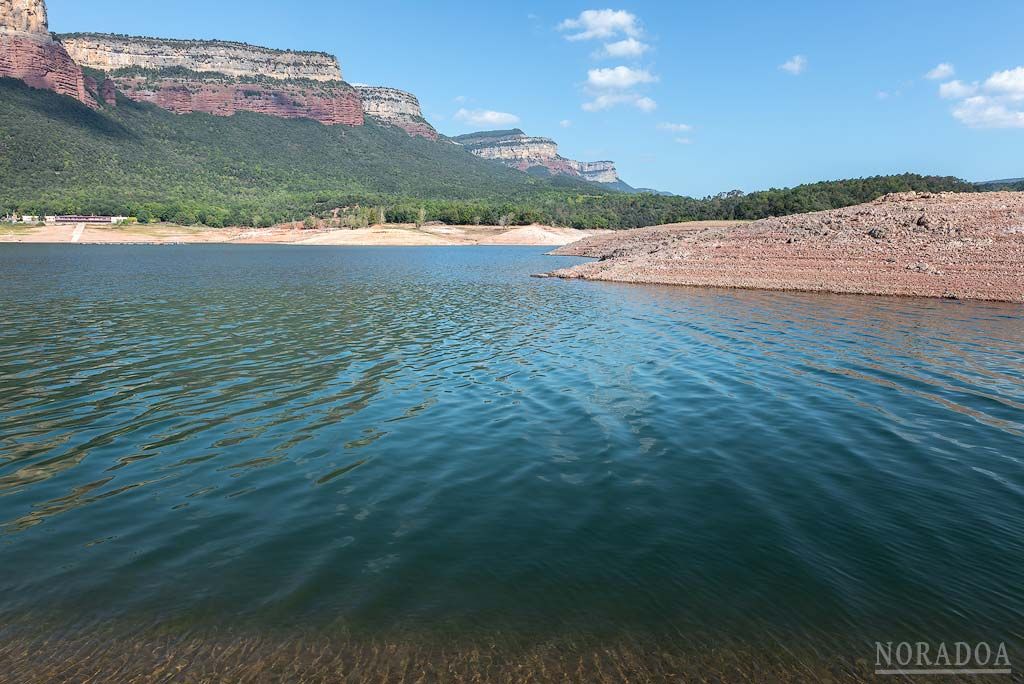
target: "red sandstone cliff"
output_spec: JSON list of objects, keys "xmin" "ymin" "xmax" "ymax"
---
[
  {"xmin": 0, "ymin": 34, "xmax": 95, "ymax": 107},
  {"xmin": 0, "ymin": 0, "xmax": 96, "ymax": 107},
  {"xmin": 111, "ymin": 73, "xmax": 363, "ymax": 126}
]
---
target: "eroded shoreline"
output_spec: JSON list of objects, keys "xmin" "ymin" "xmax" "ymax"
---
[{"xmin": 546, "ymin": 193, "xmax": 1024, "ymax": 303}]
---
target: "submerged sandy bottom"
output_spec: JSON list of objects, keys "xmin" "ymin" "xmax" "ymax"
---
[
  {"xmin": 0, "ymin": 617, "xmax": 928, "ymax": 684},
  {"xmin": 0, "ymin": 223, "xmax": 605, "ymax": 247}
]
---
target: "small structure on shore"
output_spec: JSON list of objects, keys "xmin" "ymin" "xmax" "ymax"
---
[{"xmin": 53, "ymin": 215, "xmax": 128, "ymax": 224}]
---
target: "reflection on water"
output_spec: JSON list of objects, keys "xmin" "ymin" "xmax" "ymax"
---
[{"xmin": 1, "ymin": 245, "xmax": 1023, "ymax": 670}]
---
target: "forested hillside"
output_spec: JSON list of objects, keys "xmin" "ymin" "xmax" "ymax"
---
[{"xmin": 1, "ymin": 78, "xmax": 981, "ymax": 228}]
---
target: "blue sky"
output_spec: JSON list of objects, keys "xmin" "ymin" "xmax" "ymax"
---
[{"xmin": 49, "ymin": 0, "xmax": 1024, "ymax": 196}]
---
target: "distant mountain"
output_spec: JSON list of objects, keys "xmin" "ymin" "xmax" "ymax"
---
[
  {"xmin": 976, "ymin": 178, "xmax": 1024, "ymax": 190},
  {"xmin": 451, "ymin": 129, "xmax": 631, "ymax": 190}
]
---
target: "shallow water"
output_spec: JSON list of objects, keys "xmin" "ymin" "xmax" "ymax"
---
[{"xmin": 1, "ymin": 245, "xmax": 1022, "ymax": 673}]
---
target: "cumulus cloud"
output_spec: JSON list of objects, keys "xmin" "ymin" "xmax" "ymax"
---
[
  {"xmin": 582, "ymin": 93, "xmax": 657, "ymax": 112},
  {"xmin": 937, "ymin": 66, "xmax": 1024, "ymax": 128},
  {"xmin": 953, "ymin": 96, "xmax": 1024, "ymax": 128},
  {"xmin": 454, "ymin": 109, "xmax": 521, "ymax": 127},
  {"xmin": 926, "ymin": 63, "xmax": 955, "ymax": 80},
  {"xmin": 559, "ymin": 119, "xmax": 573, "ymax": 128},
  {"xmin": 598, "ymin": 37, "xmax": 651, "ymax": 59},
  {"xmin": 779, "ymin": 55, "xmax": 808, "ymax": 76},
  {"xmin": 985, "ymin": 67, "xmax": 1024, "ymax": 96},
  {"xmin": 587, "ymin": 66, "xmax": 658, "ymax": 89},
  {"xmin": 559, "ymin": 9, "xmax": 641, "ymax": 41},
  {"xmin": 562, "ymin": 12, "xmax": 658, "ymax": 115},
  {"xmin": 658, "ymin": 122, "xmax": 692, "ymax": 132},
  {"xmin": 939, "ymin": 80, "xmax": 978, "ymax": 99}
]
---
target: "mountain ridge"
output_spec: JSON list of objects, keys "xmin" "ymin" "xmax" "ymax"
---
[{"xmin": 452, "ymin": 129, "xmax": 630, "ymax": 189}]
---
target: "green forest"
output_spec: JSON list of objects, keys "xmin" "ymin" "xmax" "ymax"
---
[{"xmin": 0, "ymin": 78, "xmax": 983, "ymax": 229}]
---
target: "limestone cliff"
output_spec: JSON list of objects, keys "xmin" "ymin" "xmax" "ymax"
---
[
  {"xmin": 56, "ymin": 32, "xmax": 362, "ymax": 126},
  {"xmin": 353, "ymin": 85, "xmax": 437, "ymax": 139},
  {"xmin": 575, "ymin": 161, "xmax": 620, "ymax": 185},
  {"xmin": 0, "ymin": 0, "xmax": 96, "ymax": 107},
  {"xmin": 451, "ymin": 129, "xmax": 625, "ymax": 186},
  {"xmin": 0, "ymin": 0, "xmax": 47, "ymax": 34},
  {"xmin": 59, "ymin": 34, "xmax": 342, "ymax": 82}
]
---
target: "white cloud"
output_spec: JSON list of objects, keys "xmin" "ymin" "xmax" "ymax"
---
[
  {"xmin": 658, "ymin": 122, "xmax": 692, "ymax": 132},
  {"xmin": 634, "ymin": 96, "xmax": 658, "ymax": 112},
  {"xmin": 936, "ymin": 66, "xmax": 1024, "ymax": 129},
  {"xmin": 454, "ymin": 108, "xmax": 521, "ymax": 127},
  {"xmin": 453, "ymin": 95, "xmax": 469, "ymax": 104},
  {"xmin": 939, "ymin": 80, "xmax": 978, "ymax": 99},
  {"xmin": 985, "ymin": 67, "xmax": 1024, "ymax": 96},
  {"xmin": 582, "ymin": 93, "xmax": 657, "ymax": 112},
  {"xmin": 598, "ymin": 37, "xmax": 651, "ymax": 59},
  {"xmin": 559, "ymin": 119, "xmax": 573, "ymax": 128},
  {"xmin": 953, "ymin": 95, "xmax": 1024, "ymax": 128},
  {"xmin": 926, "ymin": 63, "xmax": 955, "ymax": 80},
  {"xmin": 780, "ymin": 55, "xmax": 808, "ymax": 76},
  {"xmin": 559, "ymin": 9, "xmax": 641, "ymax": 41},
  {"xmin": 587, "ymin": 66, "xmax": 658, "ymax": 89},
  {"xmin": 562, "ymin": 12, "xmax": 659, "ymax": 116},
  {"xmin": 675, "ymin": 137, "xmax": 693, "ymax": 145}
]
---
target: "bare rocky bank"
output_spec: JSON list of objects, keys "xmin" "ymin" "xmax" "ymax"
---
[{"xmin": 546, "ymin": 192, "xmax": 1024, "ymax": 303}]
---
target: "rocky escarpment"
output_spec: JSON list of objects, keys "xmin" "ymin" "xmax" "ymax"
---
[
  {"xmin": 353, "ymin": 85, "xmax": 437, "ymax": 139},
  {"xmin": 0, "ymin": 0, "xmax": 96, "ymax": 107},
  {"xmin": 57, "ymin": 33, "xmax": 361, "ymax": 126},
  {"xmin": 105, "ymin": 68, "xmax": 362, "ymax": 126},
  {"xmin": 575, "ymin": 161, "xmax": 619, "ymax": 184},
  {"xmin": 59, "ymin": 33, "xmax": 343, "ymax": 82},
  {"xmin": 452, "ymin": 129, "xmax": 625, "ymax": 186},
  {"xmin": 547, "ymin": 192, "xmax": 1024, "ymax": 302}
]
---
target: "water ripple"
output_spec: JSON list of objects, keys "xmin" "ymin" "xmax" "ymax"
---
[{"xmin": 0, "ymin": 245, "xmax": 1022, "ymax": 648}]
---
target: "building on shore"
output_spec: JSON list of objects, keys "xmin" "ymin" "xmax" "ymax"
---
[{"xmin": 51, "ymin": 215, "xmax": 129, "ymax": 224}]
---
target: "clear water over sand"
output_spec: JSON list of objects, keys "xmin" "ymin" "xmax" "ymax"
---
[{"xmin": 1, "ymin": 245, "xmax": 1022, "ymax": 676}]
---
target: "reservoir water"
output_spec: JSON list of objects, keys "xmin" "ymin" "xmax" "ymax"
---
[{"xmin": 1, "ymin": 245, "xmax": 1022, "ymax": 679}]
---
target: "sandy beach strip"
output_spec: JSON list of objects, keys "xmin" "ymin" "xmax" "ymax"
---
[{"xmin": 0, "ymin": 222, "xmax": 607, "ymax": 247}]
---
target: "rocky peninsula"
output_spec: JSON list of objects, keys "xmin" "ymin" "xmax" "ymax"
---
[{"xmin": 547, "ymin": 192, "xmax": 1024, "ymax": 303}]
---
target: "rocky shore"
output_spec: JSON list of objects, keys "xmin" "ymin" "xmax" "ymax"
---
[{"xmin": 546, "ymin": 192, "xmax": 1024, "ymax": 303}]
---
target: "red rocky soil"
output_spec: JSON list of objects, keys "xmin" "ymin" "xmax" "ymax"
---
[{"xmin": 547, "ymin": 192, "xmax": 1024, "ymax": 303}]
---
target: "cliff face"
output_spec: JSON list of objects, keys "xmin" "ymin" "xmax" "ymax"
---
[
  {"xmin": 452, "ymin": 129, "xmax": 624, "ymax": 185},
  {"xmin": 0, "ymin": 0, "xmax": 96, "ymax": 107},
  {"xmin": 575, "ymin": 161, "xmax": 619, "ymax": 184},
  {"xmin": 0, "ymin": 0, "xmax": 47, "ymax": 34},
  {"xmin": 57, "ymin": 32, "xmax": 362, "ymax": 126},
  {"xmin": 60, "ymin": 34, "xmax": 342, "ymax": 82},
  {"xmin": 111, "ymin": 71, "xmax": 362, "ymax": 126},
  {"xmin": 354, "ymin": 85, "xmax": 437, "ymax": 139}
]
